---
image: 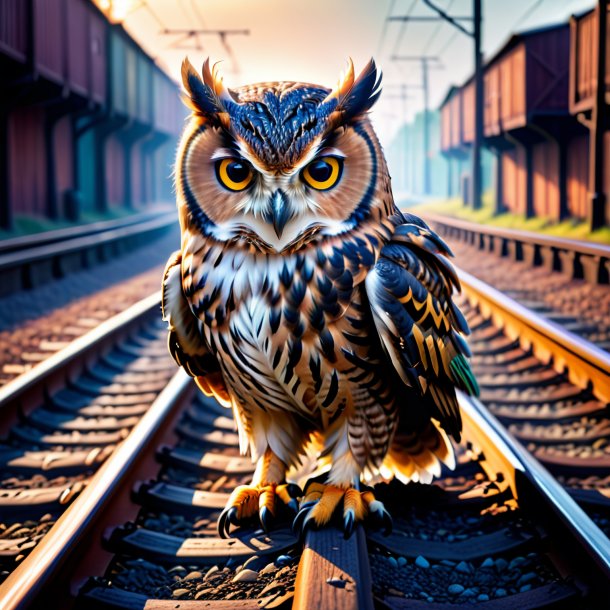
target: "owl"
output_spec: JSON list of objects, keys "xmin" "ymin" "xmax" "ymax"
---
[{"xmin": 162, "ymin": 58, "xmax": 478, "ymax": 538}]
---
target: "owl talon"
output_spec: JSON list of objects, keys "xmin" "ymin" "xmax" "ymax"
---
[
  {"xmin": 217, "ymin": 482, "xmax": 301, "ymax": 538},
  {"xmin": 343, "ymin": 509, "xmax": 355, "ymax": 539},
  {"xmin": 292, "ymin": 505, "xmax": 312, "ymax": 536},
  {"xmin": 368, "ymin": 502, "xmax": 393, "ymax": 536},
  {"xmin": 218, "ymin": 506, "xmax": 238, "ymax": 538},
  {"xmin": 362, "ymin": 491, "xmax": 393, "ymax": 536},
  {"xmin": 259, "ymin": 505, "xmax": 273, "ymax": 533},
  {"xmin": 276, "ymin": 483, "xmax": 302, "ymax": 515},
  {"xmin": 293, "ymin": 482, "xmax": 393, "ymax": 538}
]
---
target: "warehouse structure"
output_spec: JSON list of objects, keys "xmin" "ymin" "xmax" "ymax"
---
[
  {"xmin": 439, "ymin": 4, "xmax": 609, "ymax": 228},
  {"xmin": 0, "ymin": 0, "xmax": 185, "ymax": 230}
]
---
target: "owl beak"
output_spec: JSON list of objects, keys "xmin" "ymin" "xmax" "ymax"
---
[{"xmin": 266, "ymin": 189, "xmax": 292, "ymax": 239}]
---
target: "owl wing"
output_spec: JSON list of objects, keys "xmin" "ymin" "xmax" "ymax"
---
[
  {"xmin": 364, "ymin": 213, "xmax": 479, "ymax": 441},
  {"xmin": 162, "ymin": 251, "xmax": 221, "ymax": 381}
]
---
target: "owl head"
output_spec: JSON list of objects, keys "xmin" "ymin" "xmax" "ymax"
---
[{"xmin": 176, "ymin": 58, "xmax": 388, "ymax": 254}]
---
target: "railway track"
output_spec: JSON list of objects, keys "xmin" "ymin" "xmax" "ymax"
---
[
  {"xmin": 0, "ymin": 209, "xmax": 176, "ymax": 297},
  {"xmin": 456, "ymin": 268, "xmax": 610, "ymax": 538},
  {"xmin": 422, "ymin": 212, "xmax": 610, "ymax": 351},
  {"xmin": 0, "ymin": 267, "xmax": 167, "ymax": 387},
  {"xmin": 0, "ymin": 269, "xmax": 607, "ymax": 607},
  {"xmin": 0, "ymin": 291, "xmax": 176, "ymax": 585}
]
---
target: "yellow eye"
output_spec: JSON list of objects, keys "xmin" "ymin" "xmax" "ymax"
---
[
  {"xmin": 216, "ymin": 158, "xmax": 254, "ymax": 191},
  {"xmin": 301, "ymin": 156, "xmax": 343, "ymax": 190}
]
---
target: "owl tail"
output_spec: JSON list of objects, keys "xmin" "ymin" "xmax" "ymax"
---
[{"xmin": 380, "ymin": 419, "xmax": 456, "ymax": 485}]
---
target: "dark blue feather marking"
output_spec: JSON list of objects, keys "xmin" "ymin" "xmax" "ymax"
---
[
  {"xmin": 227, "ymin": 86, "xmax": 336, "ymax": 167},
  {"xmin": 336, "ymin": 60, "xmax": 383, "ymax": 122},
  {"xmin": 309, "ymin": 304, "xmax": 325, "ymax": 331},
  {"xmin": 319, "ymin": 329, "xmax": 336, "ymax": 362},
  {"xmin": 322, "ymin": 370, "xmax": 339, "ymax": 408},
  {"xmin": 272, "ymin": 348, "xmax": 282, "ymax": 369},
  {"xmin": 309, "ymin": 354, "xmax": 322, "ymax": 393},
  {"xmin": 269, "ymin": 308, "xmax": 281, "ymax": 333},
  {"xmin": 283, "ymin": 305, "xmax": 300, "ymax": 326}
]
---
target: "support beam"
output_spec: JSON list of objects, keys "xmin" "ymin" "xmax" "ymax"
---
[
  {"xmin": 525, "ymin": 144, "xmax": 534, "ymax": 219},
  {"xmin": 44, "ymin": 116, "xmax": 59, "ymax": 220},
  {"xmin": 393, "ymin": 1, "xmax": 484, "ymax": 208},
  {"xmin": 472, "ymin": 0, "xmax": 484, "ymax": 210},
  {"xmin": 558, "ymin": 138, "xmax": 569, "ymax": 221},
  {"xmin": 588, "ymin": 0, "xmax": 609, "ymax": 230},
  {"xmin": 0, "ymin": 110, "xmax": 11, "ymax": 230},
  {"xmin": 493, "ymin": 148, "xmax": 504, "ymax": 215}
]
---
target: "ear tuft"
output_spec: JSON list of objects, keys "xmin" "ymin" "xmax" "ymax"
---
[
  {"xmin": 324, "ymin": 58, "xmax": 382, "ymax": 123},
  {"xmin": 181, "ymin": 57, "xmax": 237, "ymax": 119}
]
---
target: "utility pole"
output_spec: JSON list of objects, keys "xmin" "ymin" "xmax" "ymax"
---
[
  {"xmin": 589, "ymin": 0, "xmax": 608, "ymax": 230},
  {"xmin": 390, "ymin": 1, "xmax": 484, "ymax": 209},
  {"xmin": 391, "ymin": 56, "xmax": 441, "ymax": 195},
  {"xmin": 473, "ymin": 0, "xmax": 484, "ymax": 211}
]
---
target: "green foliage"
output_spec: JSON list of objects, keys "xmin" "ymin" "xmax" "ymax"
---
[{"xmin": 407, "ymin": 195, "xmax": 610, "ymax": 245}]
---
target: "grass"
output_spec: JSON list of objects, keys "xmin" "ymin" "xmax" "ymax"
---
[
  {"xmin": 405, "ymin": 193, "xmax": 610, "ymax": 245},
  {"xmin": 0, "ymin": 208, "xmax": 137, "ymax": 240}
]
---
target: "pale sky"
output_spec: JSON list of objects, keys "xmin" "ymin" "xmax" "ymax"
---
[{"xmin": 106, "ymin": 0, "xmax": 595, "ymax": 145}]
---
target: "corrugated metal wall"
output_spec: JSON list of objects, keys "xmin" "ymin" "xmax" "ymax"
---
[
  {"xmin": 67, "ymin": 0, "xmax": 89, "ymax": 96},
  {"xmin": 532, "ymin": 140, "xmax": 560, "ymax": 219},
  {"xmin": 90, "ymin": 13, "xmax": 107, "ymax": 104},
  {"xmin": 34, "ymin": 0, "xmax": 65, "ymax": 83},
  {"xmin": 9, "ymin": 108, "xmax": 47, "ymax": 217},
  {"xmin": 105, "ymin": 135, "xmax": 125, "ymax": 208},
  {"xmin": 500, "ymin": 46, "xmax": 526, "ymax": 130},
  {"xmin": 526, "ymin": 28, "xmax": 569, "ymax": 113},
  {"xmin": 567, "ymin": 133, "xmax": 589, "ymax": 219},
  {"xmin": 53, "ymin": 116, "xmax": 74, "ymax": 213},
  {"xmin": 0, "ymin": 0, "xmax": 28, "ymax": 62},
  {"xmin": 502, "ymin": 147, "xmax": 527, "ymax": 216}
]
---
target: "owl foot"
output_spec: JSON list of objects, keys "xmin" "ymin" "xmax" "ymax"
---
[
  {"xmin": 218, "ymin": 483, "xmax": 302, "ymax": 538},
  {"xmin": 293, "ymin": 482, "xmax": 393, "ymax": 539}
]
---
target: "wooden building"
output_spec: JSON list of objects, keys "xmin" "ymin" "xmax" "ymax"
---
[
  {"xmin": 569, "ymin": 3, "xmax": 610, "ymax": 228},
  {"xmin": 439, "ymin": 16, "xmax": 609, "ymax": 227},
  {"xmin": 0, "ymin": 0, "xmax": 184, "ymax": 230},
  {"xmin": 487, "ymin": 23, "xmax": 579, "ymax": 220}
]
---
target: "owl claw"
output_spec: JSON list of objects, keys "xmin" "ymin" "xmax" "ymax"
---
[
  {"xmin": 217, "ymin": 483, "xmax": 302, "ymax": 538},
  {"xmin": 276, "ymin": 483, "xmax": 302, "ymax": 515},
  {"xmin": 292, "ymin": 504, "xmax": 315, "ymax": 536},
  {"xmin": 218, "ymin": 506, "xmax": 238, "ymax": 538},
  {"xmin": 363, "ymin": 493, "xmax": 393, "ymax": 536},
  {"xmin": 343, "ymin": 509, "xmax": 355, "ymax": 539},
  {"xmin": 259, "ymin": 505, "xmax": 273, "ymax": 533},
  {"xmin": 293, "ymin": 482, "xmax": 393, "ymax": 538}
]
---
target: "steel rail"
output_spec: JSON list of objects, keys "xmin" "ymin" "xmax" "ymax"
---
[
  {"xmin": 0, "ymin": 369, "xmax": 191, "ymax": 610},
  {"xmin": 0, "ymin": 213, "xmax": 176, "ymax": 272},
  {"xmin": 0, "ymin": 208, "xmax": 173, "ymax": 255},
  {"xmin": 0, "ymin": 291, "xmax": 162, "ymax": 410},
  {"xmin": 457, "ymin": 267, "xmax": 610, "ymax": 404},
  {"xmin": 422, "ymin": 211, "xmax": 610, "ymax": 259},
  {"xmin": 459, "ymin": 392, "xmax": 610, "ymax": 581}
]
